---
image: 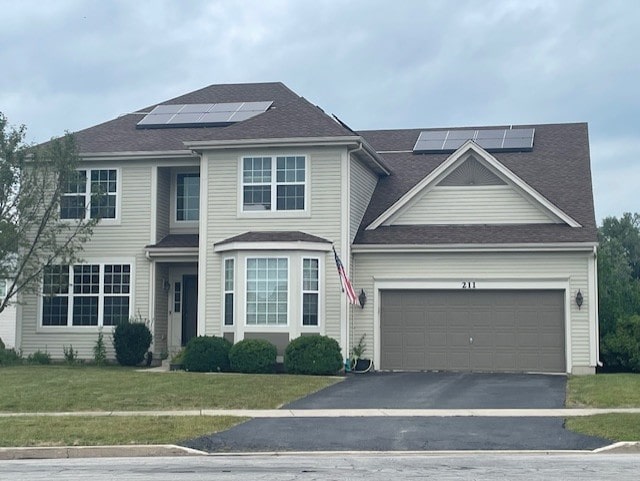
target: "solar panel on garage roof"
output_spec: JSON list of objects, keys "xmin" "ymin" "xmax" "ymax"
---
[
  {"xmin": 136, "ymin": 101, "xmax": 273, "ymax": 128},
  {"xmin": 413, "ymin": 128, "xmax": 535, "ymax": 153}
]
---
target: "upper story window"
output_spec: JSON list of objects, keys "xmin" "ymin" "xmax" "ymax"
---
[
  {"xmin": 242, "ymin": 156, "xmax": 306, "ymax": 212},
  {"xmin": 61, "ymin": 169, "xmax": 117, "ymax": 220},
  {"xmin": 176, "ymin": 173, "xmax": 200, "ymax": 221}
]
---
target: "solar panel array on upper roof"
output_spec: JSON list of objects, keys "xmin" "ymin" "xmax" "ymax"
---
[
  {"xmin": 136, "ymin": 101, "xmax": 273, "ymax": 129},
  {"xmin": 413, "ymin": 128, "xmax": 535, "ymax": 153}
]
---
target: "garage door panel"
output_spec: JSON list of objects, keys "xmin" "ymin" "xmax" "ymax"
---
[{"xmin": 380, "ymin": 289, "xmax": 565, "ymax": 373}]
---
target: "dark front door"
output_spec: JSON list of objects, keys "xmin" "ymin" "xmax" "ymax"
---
[{"xmin": 182, "ymin": 275, "xmax": 198, "ymax": 346}]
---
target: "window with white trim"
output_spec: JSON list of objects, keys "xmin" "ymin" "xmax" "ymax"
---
[
  {"xmin": 176, "ymin": 173, "xmax": 200, "ymax": 221},
  {"xmin": 242, "ymin": 156, "xmax": 306, "ymax": 211},
  {"xmin": 302, "ymin": 258, "xmax": 319, "ymax": 326},
  {"xmin": 224, "ymin": 259, "xmax": 234, "ymax": 326},
  {"xmin": 246, "ymin": 258, "xmax": 288, "ymax": 325},
  {"xmin": 61, "ymin": 169, "xmax": 117, "ymax": 220},
  {"xmin": 41, "ymin": 263, "xmax": 131, "ymax": 327},
  {"xmin": 0, "ymin": 279, "xmax": 6, "ymax": 300}
]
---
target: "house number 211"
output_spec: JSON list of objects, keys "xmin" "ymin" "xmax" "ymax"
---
[{"xmin": 462, "ymin": 281, "xmax": 476, "ymax": 289}]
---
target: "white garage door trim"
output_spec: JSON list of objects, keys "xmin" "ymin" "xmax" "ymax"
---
[{"xmin": 373, "ymin": 278, "xmax": 571, "ymax": 373}]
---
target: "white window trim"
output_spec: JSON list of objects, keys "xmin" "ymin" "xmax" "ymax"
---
[
  {"xmin": 244, "ymin": 255, "xmax": 291, "ymax": 328},
  {"xmin": 223, "ymin": 257, "xmax": 235, "ymax": 327},
  {"xmin": 37, "ymin": 258, "xmax": 135, "ymax": 331},
  {"xmin": 301, "ymin": 256, "xmax": 322, "ymax": 329},
  {"xmin": 61, "ymin": 167, "xmax": 122, "ymax": 224},
  {"xmin": 237, "ymin": 154, "xmax": 310, "ymax": 218},
  {"xmin": 169, "ymin": 166, "xmax": 200, "ymax": 231}
]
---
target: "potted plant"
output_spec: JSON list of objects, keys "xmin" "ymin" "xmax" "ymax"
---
[{"xmin": 350, "ymin": 334, "xmax": 373, "ymax": 373}]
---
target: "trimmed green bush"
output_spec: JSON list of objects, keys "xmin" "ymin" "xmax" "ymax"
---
[
  {"xmin": 27, "ymin": 350, "xmax": 51, "ymax": 365},
  {"xmin": 113, "ymin": 320, "xmax": 153, "ymax": 366},
  {"xmin": 229, "ymin": 338, "xmax": 277, "ymax": 373},
  {"xmin": 284, "ymin": 335, "xmax": 343, "ymax": 375},
  {"xmin": 602, "ymin": 314, "xmax": 640, "ymax": 371},
  {"xmin": 183, "ymin": 336, "xmax": 231, "ymax": 372}
]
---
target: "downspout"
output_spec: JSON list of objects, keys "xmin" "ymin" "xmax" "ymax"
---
[{"xmin": 594, "ymin": 245, "xmax": 603, "ymax": 367}]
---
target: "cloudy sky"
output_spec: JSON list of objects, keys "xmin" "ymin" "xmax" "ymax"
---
[{"xmin": 1, "ymin": 0, "xmax": 637, "ymax": 222}]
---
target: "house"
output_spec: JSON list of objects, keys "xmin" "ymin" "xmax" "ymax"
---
[
  {"xmin": 0, "ymin": 279, "xmax": 16, "ymax": 349},
  {"xmin": 16, "ymin": 82, "xmax": 599, "ymax": 374}
]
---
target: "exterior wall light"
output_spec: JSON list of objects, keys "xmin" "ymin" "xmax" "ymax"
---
[
  {"xmin": 576, "ymin": 290, "xmax": 583, "ymax": 309},
  {"xmin": 358, "ymin": 289, "xmax": 367, "ymax": 308}
]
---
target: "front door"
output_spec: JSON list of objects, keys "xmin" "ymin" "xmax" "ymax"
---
[{"xmin": 181, "ymin": 275, "xmax": 198, "ymax": 346}]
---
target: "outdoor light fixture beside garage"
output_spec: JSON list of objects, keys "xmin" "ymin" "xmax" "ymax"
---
[{"xmin": 576, "ymin": 290, "xmax": 584, "ymax": 309}]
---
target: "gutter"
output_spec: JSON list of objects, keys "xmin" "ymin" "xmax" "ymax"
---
[{"xmin": 351, "ymin": 242, "xmax": 599, "ymax": 254}]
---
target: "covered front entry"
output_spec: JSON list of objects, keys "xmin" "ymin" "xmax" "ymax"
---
[
  {"xmin": 167, "ymin": 265, "xmax": 198, "ymax": 351},
  {"xmin": 380, "ymin": 289, "xmax": 565, "ymax": 373}
]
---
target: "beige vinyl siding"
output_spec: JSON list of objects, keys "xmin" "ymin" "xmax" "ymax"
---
[
  {"xmin": 350, "ymin": 157, "xmax": 378, "ymax": 242},
  {"xmin": 156, "ymin": 167, "xmax": 171, "ymax": 242},
  {"xmin": 0, "ymin": 303, "xmax": 16, "ymax": 348},
  {"xmin": 352, "ymin": 251, "xmax": 592, "ymax": 370},
  {"xmin": 203, "ymin": 147, "xmax": 345, "ymax": 342},
  {"xmin": 19, "ymin": 162, "xmax": 153, "ymax": 359},
  {"xmin": 391, "ymin": 186, "xmax": 558, "ymax": 225}
]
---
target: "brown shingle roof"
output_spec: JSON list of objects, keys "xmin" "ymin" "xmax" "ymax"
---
[{"xmin": 215, "ymin": 231, "xmax": 332, "ymax": 246}]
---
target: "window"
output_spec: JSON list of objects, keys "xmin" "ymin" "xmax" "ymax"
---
[
  {"xmin": 224, "ymin": 259, "xmax": 234, "ymax": 326},
  {"xmin": 174, "ymin": 282, "xmax": 181, "ymax": 312},
  {"xmin": 246, "ymin": 258, "xmax": 288, "ymax": 325},
  {"xmin": 242, "ymin": 156, "xmax": 305, "ymax": 212},
  {"xmin": 176, "ymin": 173, "xmax": 200, "ymax": 221},
  {"xmin": 302, "ymin": 258, "xmax": 319, "ymax": 326},
  {"xmin": 61, "ymin": 169, "xmax": 117, "ymax": 220},
  {"xmin": 41, "ymin": 263, "xmax": 131, "ymax": 327},
  {"xmin": 0, "ymin": 279, "xmax": 6, "ymax": 300}
]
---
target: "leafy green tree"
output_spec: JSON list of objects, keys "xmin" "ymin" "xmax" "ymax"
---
[
  {"xmin": 598, "ymin": 213, "xmax": 640, "ymax": 368},
  {"xmin": 0, "ymin": 112, "xmax": 98, "ymax": 313}
]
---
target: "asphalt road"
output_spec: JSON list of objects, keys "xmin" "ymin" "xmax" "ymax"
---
[{"xmin": 2, "ymin": 454, "xmax": 640, "ymax": 480}]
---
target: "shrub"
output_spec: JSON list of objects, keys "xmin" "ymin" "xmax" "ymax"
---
[
  {"xmin": 183, "ymin": 336, "xmax": 231, "ymax": 372},
  {"xmin": 63, "ymin": 345, "xmax": 79, "ymax": 364},
  {"xmin": 0, "ymin": 348, "xmax": 22, "ymax": 365},
  {"xmin": 229, "ymin": 338, "xmax": 277, "ymax": 373},
  {"xmin": 284, "ymin": 335, "xmax": 343, "ymax": 375},
  {"xmin": 93, "ymin": 329, "xmax": 107, "ymax": 365},
  {"xmin": 27, "ymin": 350, "xmax": 51, "ymax": 365},
  {"xmin": 602, "ymin": 314, "xmax": 640, "ymax": 371},
  {"xmin": 113, "ymin": 319, "xmax": 152, "ymax": 366}
]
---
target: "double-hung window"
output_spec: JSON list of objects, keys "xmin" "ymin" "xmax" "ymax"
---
[
  {"xmin": 224, "ymin": 259, "xmax": 234, "ymax": 325},
  {"xmin": 242, "ymin": 156, "xmax": 306, "ymax": 212},
  {"xmin": 246, "ymin": 258, "xmax": 288, "ymax": 325},
  {"xmin": 42, "ymin": 263, "xmax": 131, "ymax": 327},
  {"xmin": 176, "ymin": 173, "xmax": 200, "ymax": 221},
  {"xmin": 61, "ymin": 169, "xmax": 117, "ymax": 220},
  {"xmin": 302, "ymin": 258, "xmax": 319, "ymax": 326}
]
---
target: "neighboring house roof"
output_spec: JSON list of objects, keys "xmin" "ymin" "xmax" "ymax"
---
[
  {"xmin": 356, "ymin": 122, "xmax": 597, "ymax": 245},
  {"xmin": 215, "ymin": 231, "xmax": 332, "ymax": 246},
  {"xmin": 73, "ymin": 82, "xmax": 354, "ymax": 154}
]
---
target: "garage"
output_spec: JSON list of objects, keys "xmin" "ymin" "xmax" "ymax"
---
[{"xmin": 380, "ymin": 289, "xmax": 565, "ymax": 373}]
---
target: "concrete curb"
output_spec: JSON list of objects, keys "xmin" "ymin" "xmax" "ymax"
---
[
  {"xmin": 2, "ymin": 444, "xmax": 639, "ymax": 460},
  {"xmin": 2, "ymin": 408, "xmax": 640, "ymax": 418}
]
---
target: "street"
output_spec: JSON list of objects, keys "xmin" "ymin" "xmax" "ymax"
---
[{"xmin": 1, "ymin": 453, "xmax": 639, "ymax": 480}]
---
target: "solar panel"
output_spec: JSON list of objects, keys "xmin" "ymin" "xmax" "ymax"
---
[
  {"xmin": 413, "ymin": 128, "xmax": 535, "ymax": 153},
  {"xmin": 137, "ymin": 101, "xmax": 273, "ymax": 128}
]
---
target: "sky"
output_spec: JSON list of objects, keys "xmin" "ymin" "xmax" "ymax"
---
[{"xmin": 1, "ymin": 0, "xmax": 638, "ymax": 223}]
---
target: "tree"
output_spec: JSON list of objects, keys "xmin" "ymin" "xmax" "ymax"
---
[
  {"xmin": 598, "ymin": 213, "xmax": 640, "ymax": 369},
  {"xmin": 0, "ymin": 112, "xmax": 98, "ymax": 313}
]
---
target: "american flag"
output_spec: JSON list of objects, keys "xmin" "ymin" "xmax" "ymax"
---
[{"xmin": 333, "ymin": 246, "xmax": 360, "ymax": 306}]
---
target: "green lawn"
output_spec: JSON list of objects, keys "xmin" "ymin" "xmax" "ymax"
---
[
  {"xmin": 0, "ymin": 416, "xmax": 245, "ymax": 447},
  {"xmin": 567, "ymin": 373, "xmax": 640, "ymax": 408},
  {"xmin": 566, "ymin": 373, "xmax": 640, "ymax": 442},
  {"xmin": 0, "ymin": 365, "xmax": 340, "ymax": 412}
]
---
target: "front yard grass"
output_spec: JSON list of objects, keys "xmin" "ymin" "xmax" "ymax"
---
[
  {"xmin": 566, "ymin": 373, "xmax": 640, "ymax": 442},
  {"xmin": 0, "ymin": 365, "xmax": 340, "ymax": 412},
  {"xmin": 567, "ymin": 373, "xmax": 640, "ymax": 408},
  {"xmin": 0, "ymin": 416, "xmax": 245, "ymax": 447}
]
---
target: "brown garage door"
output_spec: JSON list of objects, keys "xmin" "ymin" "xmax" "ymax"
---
[{"xmin": 380, "ymin": 290, "xmax": 565, "ymax": 373}]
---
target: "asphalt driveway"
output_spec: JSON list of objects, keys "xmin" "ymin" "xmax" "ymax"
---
[{"xmin": 183, "ymin": 372, "xmax": 610, "ymax": 452}]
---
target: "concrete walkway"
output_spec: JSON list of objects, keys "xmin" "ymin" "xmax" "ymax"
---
[{"xmin": 2, "ymin": 408, "xmax": 640, "ymax": 418}]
